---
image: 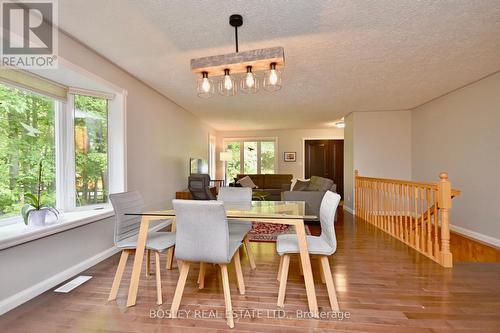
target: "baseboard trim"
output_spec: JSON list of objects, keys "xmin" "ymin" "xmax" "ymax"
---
[
  {"xmin": 343, "ymin": 206, "xmax": 354, "ymax": 214},
  {"xmin": 0, "ymin": 246, "xmax": 119, "ymax": 316},
  {"xmin": 0, "ymin": 220, "xmax": 171, "ymax": 315},
  {"xmin": 451, "ymin": 225, "xmax": 500, "ymax": 248}
]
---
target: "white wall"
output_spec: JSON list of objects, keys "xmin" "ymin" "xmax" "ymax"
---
[
  {"xmin": 0, "ymin": 31, "xmax": 215, "ymax": 312},
  {"xmin": 412, "ymin": 72, "xmax": 500, "ymax": 244},
  {"xmin": 343, "ymin": 114, "xmax": 354, "ymax": 212},
  {"xmin": 217, "ymin": 128, "xmax": 344, "ymax": 180},
  {"xmin": 344, "ymin": 111, "xmax": 412, "ymax": 211}
]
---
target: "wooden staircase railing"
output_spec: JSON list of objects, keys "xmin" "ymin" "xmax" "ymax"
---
[{"xmin": 354, "ymin": 170, "xmax": 461, "ymax": 267}]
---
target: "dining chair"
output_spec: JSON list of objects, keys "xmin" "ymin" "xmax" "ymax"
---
[
  {"xmin": 217, "ymin": 187, "xmax": 256, "ymax": 270},
  {"xmin": 188, "ymin": 174, "xmax": 216, "ymax": 200},
  {"xmin": 170, "ymin": 200, "xmax": 245, "ymax": 328},
  {"xmin": 108, "ymin": 191, "xmax": 176, "ymax": 305},
  {"xmin": 275, "ymin": 190, "xmax": 341, "ymax": 311}
]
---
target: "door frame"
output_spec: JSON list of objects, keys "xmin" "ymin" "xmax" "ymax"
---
[{"xmin": 302, "ymin": 137, "xmax": 343, "ymax": 179}]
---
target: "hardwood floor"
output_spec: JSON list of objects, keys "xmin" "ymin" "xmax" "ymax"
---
[{"xmin": 1, "ymin": 211, "xmax": 499, "ymax": 332}]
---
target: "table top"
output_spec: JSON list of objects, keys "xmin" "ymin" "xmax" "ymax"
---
[{"xmin": 125, "ymin": 200, "xmax": 316, "ymax": 220}]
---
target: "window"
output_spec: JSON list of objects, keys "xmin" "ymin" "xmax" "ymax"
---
[
  {"xmin": 224, "ymin": 138, "xmax": 276, "ymax": 182},
  {"xmin": 74, "ymin": 94, "xmax": 108, "ymax": 206},
  {"xmin": 0, "ymin": 83, "xmax": 56, "ymax": 220},
  {"xmin": 0, "ymin": 71, "xmax": 124, "ymax": 225}
]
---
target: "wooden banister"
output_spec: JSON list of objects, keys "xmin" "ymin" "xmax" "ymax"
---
[{"xmin": 354, "ymin": 170, "xmax": 460, "ymax": 267}]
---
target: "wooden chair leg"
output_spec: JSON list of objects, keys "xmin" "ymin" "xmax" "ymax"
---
[
  {"xmin": 233, "ymin": 250, "xmax": 246, "ymax": 295},
  {"xmin": 243, "ymin": 235, "xmax": 256, "ymax": 270},
  {"xmin": 220, "ymin": 264, "xmax": 234, "ymax": 328},
  {"xmin": 320, "ymin": 256, "xmax": 340, "ymax": 311},
  {"xmin": 198, "ymin": 262, "xmax": 206, "ymax": 289},
  {"xmin": 277, "ymin": 255, "xmax": 284, "ymax": 281},
  {"xmin": 318, "ymin": 257, "xmax": 326, "ymax": 284},
  {"xmin": 155, "ymin": 251, "xmax": 162, "ymax": 305},
  {"xmin": 170, "ymin": 261, "xmax": 190, "ymax": 318},
  {"xmin": 146, "ymin": 249, "xmax": 151, "ymax": 276},
  {"xmin": 277, "ymin": 254, "xmax": 290, "ymax": 307},
  {"xmin": 166, "ymin": 246, "xmax": 174, "ymax": 270},
  {"xmin": 108, "ymin": 250, "xmax": 130, "ymax": 301},
  {"xmin": 298, "ymin": 259, "xmax": 304, "ymax": 276}
]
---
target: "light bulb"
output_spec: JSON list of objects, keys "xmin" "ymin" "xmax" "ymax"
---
[
  {"xmin": 245, "ymin": 72, "xmax": 255, "ymax": 88},
  {"xmin": 224, "ymin": 74, "xmax": 233, "ymax": 90},
  {"xmin": 201, "ymin": 77, "xmax": 211, "ymax": 93},
  {"xmin": 269, "ymin": 69, "xmax": 278, "ymax": 85},
  {"xmin": 197, "ymin": 72, "xmax": 214, "ymax": 98}
]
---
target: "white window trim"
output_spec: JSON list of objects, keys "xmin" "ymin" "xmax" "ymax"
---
[
  {"xmin": 0, "ymin": 208, "xmax": 114, "ymax": 250},
  {"xmin": 208, "ymin": 134, "xmax": 216, "ymax": 179}
]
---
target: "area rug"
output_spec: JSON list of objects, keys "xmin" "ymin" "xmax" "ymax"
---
[{"xmin": 247, "ymin": 222, "xmax": 311, "ymax": 242}]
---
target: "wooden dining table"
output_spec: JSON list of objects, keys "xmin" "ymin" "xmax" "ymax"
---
[{"xmin": 124, "ymin": 200, "xmax": 319, "ymax": 315}]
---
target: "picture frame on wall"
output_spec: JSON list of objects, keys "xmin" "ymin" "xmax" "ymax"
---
[{"xmin": 284, "ymin": 152, "xmax": 296, "ymax": 162}]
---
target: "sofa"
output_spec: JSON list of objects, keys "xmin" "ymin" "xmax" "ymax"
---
[
  {"xmin": 231, "ymin": 174, "xmax": 293, "ymax": 201},
  {"xmin": 281, "ymin": 176, "xmax": 337, "ymax": 221}
]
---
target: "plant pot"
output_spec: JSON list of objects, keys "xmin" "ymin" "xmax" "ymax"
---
[{"xmin": 28, "ymin": 209, "xmax": 48, "ymax": 227}]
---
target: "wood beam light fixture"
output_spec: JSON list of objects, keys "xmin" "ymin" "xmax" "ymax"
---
[{"xmin": 192, "ymin": 14, "xmax": 285, "ymax": 98}]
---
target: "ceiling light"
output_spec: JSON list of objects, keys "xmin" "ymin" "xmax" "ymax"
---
[
  {"xmin": 263, "ymin": 62, "xmax": 282, "ymax": 92},
  {"xmin": 241, "ymin": 66, "xmax": 258, "ymax": 93},
  {"xmin": 190, "ymin": 14, "xmax": 284, "ymax": 98},
  {"xmin": 219, "ymin": 68, "xmax": 236, "ymax": 96},
  {"xmin": 197, "ymin": 71, "xmax": 214, "ymax": 98},
  {"xmin": 333, "ymin": 119, "xmax": 345, "ymax": 128}
]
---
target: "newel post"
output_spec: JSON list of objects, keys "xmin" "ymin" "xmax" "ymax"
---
[{"xmin": 437, "ymin": 172, "xmax": 453, "ymax": 267}]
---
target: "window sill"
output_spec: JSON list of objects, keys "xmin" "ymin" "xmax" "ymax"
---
[{"xmin": 0, "ymin": 208, "xmax": 114, "ymax": 250}]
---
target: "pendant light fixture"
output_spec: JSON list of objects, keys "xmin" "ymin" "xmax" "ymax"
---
[
  {"xmin": 197, "ymin": 71, "xmax": 214, "ymax": 98},
  {"xmin": 191, "ymin": 14, "xmax": 285, "ymax": 98}
]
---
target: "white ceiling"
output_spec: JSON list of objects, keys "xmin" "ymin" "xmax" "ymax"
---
[{"xmin": 58, "ymin": 0, "xmax": 500, "ymax": 131}]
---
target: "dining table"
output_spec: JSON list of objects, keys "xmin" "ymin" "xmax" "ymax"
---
[{"xmin": 124, "ymin": 200, "xmax": 319, "ymax": 315}]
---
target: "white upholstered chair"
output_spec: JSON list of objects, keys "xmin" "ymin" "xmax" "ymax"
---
[
  {"xmin": 276, "ymin": 190, "xmax": 341, "ymax": 311},
  {"xmin": 170, "ymin": 200, "xmax": 245, "ymax": 328},
  {"xmin": 216, "ymin": 186, "xmax": 256, "ymax": 269},
  {"xmin": 108, "ymin": 191, "xmax": 176, "ymax": 305}
]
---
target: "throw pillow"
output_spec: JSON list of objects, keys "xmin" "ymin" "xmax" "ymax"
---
[
  {"xmin": 237, "ymin": 176, "xmax": 258, "ymax": 189},
  {"xmin": 292, "ymin": 179, "xmax": 310, "ymax": 191}
]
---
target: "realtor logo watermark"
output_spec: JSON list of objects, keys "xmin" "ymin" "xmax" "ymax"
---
[{"xmin": 1, "ymin": 0, "xmax": 58, "ymax": 68}]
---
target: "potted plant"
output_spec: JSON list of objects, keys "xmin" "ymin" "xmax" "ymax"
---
[{"xmin": 21, "ymin": 160, "xmax": 59, "ymax": 227}]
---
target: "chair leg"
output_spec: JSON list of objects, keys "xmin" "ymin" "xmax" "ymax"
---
[
  {"xmin": 243, "ymin": 235, "xmax": 256, "ymax": 270},
  {"xmin": 277, "ymin": 254, "xmax": 290, "ymax": 307},
  {"xmin": 170, "ymin": 261, "xmax": 190, "ymax": 318},
  {"xmin": 198, "ymin": 262, "xmax": 206, "ymax": 289},
  {"xmin": 320, "ymin": 256, "xmax": 340, "ymax": 311},
  {"xmin": 220, "ymin": 264, "xmax": 234, "ymax": 328},
  {"xmin": 318, "ymin": 257, "xmax": 326, "ymax": 284},
  {"xmin": 146, "ymin": 249, "xmax": 151, "ymax": 276},
  {"xmin": 277, "ymin": 255, "xmax": 284, "ymax": 281},
  {"xmin": 108, "ymin": 250, "xmax": 130, "ymax": 301},
  {"xmin": 298, "ymin": 259, "xmax": 304, "ymax": 276},
  {"xmin": 233, "ymin": 250, "xmax": 246, "ymax": 295},
  {"xmin": 155, "ymin": 251, "xmax": 162, "ymax": 305},
  {"xmin": 166, "ymin": 246, "xmax": 174, "ymax": 270}
]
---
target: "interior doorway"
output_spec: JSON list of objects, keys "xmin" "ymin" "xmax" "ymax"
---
[{"xmin": 304, "ymin": 139, "xmax": 344, "ymax": 198}]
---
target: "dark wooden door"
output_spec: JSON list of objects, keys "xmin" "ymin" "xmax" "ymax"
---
[{"xmin": 305, "ymin": 140, "xmax": 344, "ymax": 198}]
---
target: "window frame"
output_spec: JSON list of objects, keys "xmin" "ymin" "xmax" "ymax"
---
[
  {"xmin": 223, "ymin": 137, "xmax": 278, "ymax": 175},
  {"xmin": 208, "ymin": 134, "xmax": 216, "ymax": 179},
  {"xmin": 0, "ymin": 79, "xmax": 125, "ymax": 225}
]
